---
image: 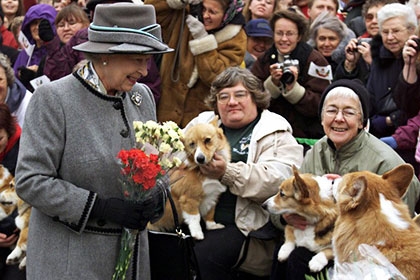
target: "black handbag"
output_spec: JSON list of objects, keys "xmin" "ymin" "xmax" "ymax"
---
[{"xmin": 148, "ymin": 190, "xmax": 201, "ymax": 280}]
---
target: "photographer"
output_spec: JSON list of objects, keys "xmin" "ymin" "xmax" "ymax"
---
[
  {"xmin": 336, "ymin": 3, "xmax": 417, "ymax": 139},
  {"xmin": 393, "ymin": 34, "xmax": 420, "ymax": 118},
  {"xmin": 251, "ymin": 9, "xmax": 330, "ymax": 140},
  {"xmin": 145, "ymin": 0, "xmax": 247, "ymax": 128}
]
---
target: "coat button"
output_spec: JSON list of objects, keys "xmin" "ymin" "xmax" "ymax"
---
[
  {"xmin": 97, "ymin": 219, "xmax": 106, "ymax": 226},
  {"xmin": 120, "ymin": 129, "xmax": 129, "ymax": 138},
  {"xmin": 113, "ymin": 101, "xmax": 122, "ymax": 110}
]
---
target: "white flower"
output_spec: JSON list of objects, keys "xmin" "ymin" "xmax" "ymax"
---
[
  {"xmin": 173, "ymin": 157, "xmax": 182, "ymax": 167},
  {"xmin": 159, "ymin": 143, "xmax": 171, "ymax": 153}
]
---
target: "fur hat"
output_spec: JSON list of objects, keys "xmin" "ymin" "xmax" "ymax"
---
[
  {"xmin": 73, "ymin": 3, "xmax": 173, "ymax": 54},
  {"xmin": 319, "ymin": 79, "xmax": 370, "ymax": 127}
]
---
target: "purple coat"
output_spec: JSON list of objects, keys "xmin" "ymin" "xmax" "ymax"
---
[
  {"xmin": 13, "ymin": 4, "xmax": 57, "ymax": 75},
  {"xmin": 393, "ymin": 110, "xmax": 420, "ymax": 150}
]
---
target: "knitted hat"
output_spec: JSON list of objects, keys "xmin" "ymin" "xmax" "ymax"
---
[
  {"xmin": 318, "ymin": 79, "xmax": 370, "ymax": 127},
  {"xmin": 73, "ymin": 3, "xmax": 173, "ymax": 54}
]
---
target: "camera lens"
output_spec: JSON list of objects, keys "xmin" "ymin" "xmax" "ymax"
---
[{"xmin": 280, "ymin": 69, "xmax": 295, "ymax": 85}]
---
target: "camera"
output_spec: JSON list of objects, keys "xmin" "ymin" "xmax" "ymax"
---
[
  {"xmin": 356, "ymin": 38, "xmax": 372, "ymax": 46},
  {"xmin": 413, "ymin": 37, "xmax": 420, "ymax": 52},
  {"xmin": 277, "ymin": 57, "xmax": 299, "ymax": 85}
]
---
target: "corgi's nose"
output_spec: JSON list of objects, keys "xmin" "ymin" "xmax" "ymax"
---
[
  {"xmin": 261, "ymin": 200, "xmax": 268, "ymax": 210},
  {"xmin": 196, "ymin": 154, "xmax": 205, "ymax": 164}
]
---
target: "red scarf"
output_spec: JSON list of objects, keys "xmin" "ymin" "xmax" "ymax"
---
[{"xmin": 0, "ymin": 124, "xmax": 21, "ymax": 162}]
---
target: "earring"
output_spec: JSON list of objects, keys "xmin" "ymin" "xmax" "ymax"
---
[{"xmin": 103, "ymin": 61, "xmax": 108, "ymax": 66}]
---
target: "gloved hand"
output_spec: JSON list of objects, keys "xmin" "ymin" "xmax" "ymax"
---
[
  {"xmin": 370, "ymin": 115, "xmax": 388, "ymax": 136},
  {"xmin": 91, "ymin": 197, "xmax": 156, "ymax": 230},
  {"xmin": 38, "ymin": 19, "xmax": 55, "ymax": 42},
  {"xmin": 148, "ymin": 175, "xmax": 169, "ymax": 224},
  {"xmin": 18, "ymin": 67, "xmax": 37, "ymax": 83},
  {"xmin": 186, "ymin": 15, "xmax": 207, "ymax": 39},
  {"xmin": 380, "ymin": 136, "xmax": 398, "ymax": 149}
]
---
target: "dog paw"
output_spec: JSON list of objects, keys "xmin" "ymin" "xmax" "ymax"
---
[
  {"xmin": 6, "ymin": 247, "xmax": 23, "ymax": 265},
  {"xmin": 277, "ymin": 242, "xmax": 295, "ymax": 262},
  {"xmin": 190, "ymin": 229, "xmax": 204, "ymax": 240},
  {"xmin": 18, "ymin": 256, "xmax": 26, "ymax": 270},
  {"xmin": 205, "ymin": 221, "xmax": 225, "ymax": 230},
  {"xmin": 309, "ymin": 252, "xmax": 328, "ymax": 272}
]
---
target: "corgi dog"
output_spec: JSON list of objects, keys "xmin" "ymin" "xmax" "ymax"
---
[
  {"xmin": 0, "ymin": 165, "xmax": 31, "ymax": 270},
  {"xmin": 262, "ymin": 165, "xmax": 338, "ymax": 272},
  {"xmin": 333, "ymin": 164, "xmax": 420, "ymax": 280},
  {"xmin": 148, "ymin": 117, "xmax": 231, "ymax": 240}
]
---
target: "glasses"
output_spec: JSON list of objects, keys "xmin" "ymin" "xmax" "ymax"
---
[
  {"xmin": 57, "ymin": 20, "xmax": 80, "ymax": 29},
  {"xmin": 217, "ymin": 90, "xmax": 249, "ymax": 104},
  {"xmin": 276, "ymin": 31, "xmax": 298, "ymax": 38},
  {"xmin": 364, "ymin": 13, "xmax": 376, "ymax": 22},
  {"xmin": 380, "ymin": 28, "xmax": 407, "ymax": 37},
  {"xmin": 324, "ymin": 107, "xmax": 360, "ymax": 119}
]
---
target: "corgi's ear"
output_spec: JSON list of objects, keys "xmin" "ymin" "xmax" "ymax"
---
[
  {"xmin": 210, "ymin": 116, "xmax": 219, "ymax": 127},
  {"xmin": 293, "ymin": 172, "xmax": 309, "ymax": 200},
  {"xmin": 382, "ymin": 164, "xmax": 413, "ymax": 198},
  {"xmin": 343, "ymin": 176, "xmax": 367, "ymax": 211}
]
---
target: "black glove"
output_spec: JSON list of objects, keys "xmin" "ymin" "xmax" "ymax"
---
[
  {"xmin": 38, "ymin": 19, "xmax": 54, "ymax": 42},
  {"xmin": 91, "ymin": 197, "xmax": 156, "ymax": 230},
  {"xmin": 18, "ymin": 67, "xmax": 37, "ymax": 87},
  {"xmin": 148, "ymin": 176, "xmax": 169, "ymax": 224}
]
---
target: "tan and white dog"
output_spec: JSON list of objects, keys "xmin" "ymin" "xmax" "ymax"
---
[
  {"xmin": 263, "ymin": 165, "xmax": 338, "ymax": 272},
  {"xmin": 148, "ymin": 117, "xmax": 231, "ymax": 240},
  {"xmin": 0, "ymin": 165, "xmax": 31, "ymax": 270},
  {"xmin": 333, "ymin": 164, "xmax": 420, "ymax": 280}
]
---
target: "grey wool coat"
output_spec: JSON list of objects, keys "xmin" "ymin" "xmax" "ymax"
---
[{"xmin": 15, "ymin": 73, "xmax": 157, "ymax": 280}]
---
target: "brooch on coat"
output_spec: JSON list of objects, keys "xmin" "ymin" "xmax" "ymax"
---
[{"xmin": 131, "ymin": 92, "xmax": 143, "ymax": 106}]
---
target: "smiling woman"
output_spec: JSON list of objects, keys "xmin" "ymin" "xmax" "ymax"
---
[
  {"xmin": 251, "ymin": 9, "xmax": 330, "ymax": 140},
  {"xmin": 307, "ymin": 11, "xmax": 355, "ymax": 75},
  {"xmin": 54, "ymin": 4, "xmax": 89, "ymax": 44},
  {"xmin": 14, "ymin": 3, "xmax": 174, "ymax": 279},
  {"xmin": 270, "ymin": 78, "xmax": 420, "ymax": 280}
]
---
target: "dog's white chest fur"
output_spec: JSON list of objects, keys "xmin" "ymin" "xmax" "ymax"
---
[{"xmin": 294, "ymin": 226, "xmax": 326, "ymax": 252}]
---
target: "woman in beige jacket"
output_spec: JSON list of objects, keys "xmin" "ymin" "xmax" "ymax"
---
[{"xmin": 185, "ymin": 67, "xmax": 304, "ymax": 279}]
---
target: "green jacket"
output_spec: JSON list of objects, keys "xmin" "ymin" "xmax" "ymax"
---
[{"xmin": 272, "ymin": 130, "xmax": 420, "ymax": 230}]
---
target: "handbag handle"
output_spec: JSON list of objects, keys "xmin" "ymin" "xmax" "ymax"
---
[{"xmin": 166, "ymin": 189, "xmax": 185, "ymax": 236}]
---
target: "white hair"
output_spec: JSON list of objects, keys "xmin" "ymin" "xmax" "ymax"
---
[
  {"xmin": 377, "ymin": 3, "xmax": 418, "ymax": 31},
  {"xmin": 322, "ymin": 86, "xmax": 364, "ymax": 121}
]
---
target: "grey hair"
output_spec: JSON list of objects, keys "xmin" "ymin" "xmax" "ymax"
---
[
  {"xmin": 0, "ymin": 54, "xmax": 15, "ymax": 86},
  {"xmin": 309, "ymin": 11, "xmax": 346, "ymax": 46},
  {"xmin": 321, "ymin": 86, "xmax": 364, "ymax": 122},
  {"xmin": 377, "ymin": 3, "xmax": 418, "ymax": 31},
  {"xmin": 206, "ymin": 67, "xmax": 270, "ymax": 114}
]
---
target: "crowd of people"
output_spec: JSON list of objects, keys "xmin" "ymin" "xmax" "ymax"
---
[{"xmin": 0, "ymin": 0, "xmax": 417, "ymax": 278}]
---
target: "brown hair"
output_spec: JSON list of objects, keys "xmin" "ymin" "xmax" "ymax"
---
[
  {"xmin": 0, "ymin": 104, "xmax": 17, "ymax": 137},
  {"xmin": 270, "ymin": 9, "xmax": 309, "ymax": 40},
  {"xmin": 206, "ymin": 67, "xmax": 270, "ymax": 114},
  {"xmin": 54, "ymin": 3, "xmax": 90, "ymax": 26}
]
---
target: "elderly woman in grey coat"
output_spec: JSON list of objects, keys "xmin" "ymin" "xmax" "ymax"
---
[{"xmin": 15, "ymin": 3, "xmax": 172, "ymax": 280}]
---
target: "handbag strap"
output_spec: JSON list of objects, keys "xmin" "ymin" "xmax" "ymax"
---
[{"xmin": 166, "ymin": 189, "xmax": 184, "ymax": 236}]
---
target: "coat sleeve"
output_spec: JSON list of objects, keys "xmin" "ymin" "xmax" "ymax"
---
[
  {"xmin": 392, "ymin": 111, "xmax": 420, "ymax": 150},
  {"xmin": 191, "ymin": 26, "xmax": 247, "ymax": 87},
  {"xmin": 393, "ymin": 72, "xmax": 420, "ymax": 118},
  {"xmin": 15, "ymin": 83, "xmax": 94, "ymax": 234},
  {"xmin": 292, "ymin": 50, "xmax": 330, "ymax": 117}
]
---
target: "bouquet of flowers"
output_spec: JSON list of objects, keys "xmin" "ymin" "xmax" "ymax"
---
[{"xmin": 112, "ymin": 120, "xmax": 184, "ymax": 280}]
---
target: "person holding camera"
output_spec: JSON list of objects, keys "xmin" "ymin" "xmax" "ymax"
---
[
  {"xmin": 145, "ymin": 0, "xmax": 247, "ymax": 128},
  {"xmin": 336, "ymin": 3, "xmax": 417, "ymax": 140},
  {"xmin": 393, "ymin": 33, "xmax": 420, "ymax": 119},
  {"xmin": 251, "ymin": 9, "xmax": 330, "ymax": 142}
]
